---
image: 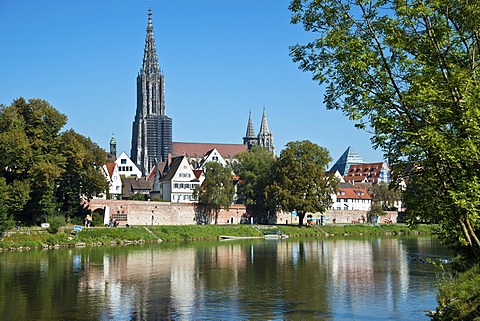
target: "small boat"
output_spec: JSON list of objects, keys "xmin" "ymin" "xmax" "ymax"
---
[
  {"xmin": 219, "ymin": 235, "xmax": 263, "ymax": 240},
  {"xmin": 263, "ymin": 231, "xmax": 289, "ymax": 239}
]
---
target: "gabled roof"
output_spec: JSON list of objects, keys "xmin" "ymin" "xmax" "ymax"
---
[
  {"xmin": 122, "ymin": 177, "xmax": 153, "ymax": 198},
  {"xmin": 148, "ymin": 161, "xmax": 167, "ymax": 179},
  {"xmin": 193, "ymin": 169, "xmax": 203, "ymax": 180},
  {"xmin": 105, "ymin": 162, "xmax": 116, "ymax": 179},
  {"xmin": 337, "ymin": 187, "xmax": 371, "ymax": 200},
  {"xmin": 172, "ymin": 142, "xmax": 248, "ymax": 158},
  {"xmin": 160, "ymin": 156, "xmax": 184, "ymax": 181}
]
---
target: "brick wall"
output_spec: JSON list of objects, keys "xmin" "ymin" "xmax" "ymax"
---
[
  {"xmin": 89, "ymin": 199, "xmax": 248, "ymax": 226},
  {"xmin": 88, "ymin": 199, "xmax": 397, "ymax": 226}
]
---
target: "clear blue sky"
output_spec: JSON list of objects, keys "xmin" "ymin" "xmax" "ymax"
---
[{"xmin": 0, "ymin": 0, "xmax": 384, "ymax": 165}]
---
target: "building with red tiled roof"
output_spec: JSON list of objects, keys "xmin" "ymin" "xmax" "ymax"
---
[
  {"xmin": 331, "ymin": 183, "xmax": 372, "ymax": 211},
  {"xmin": 172, "ymin": 142, "xmax": 247, "ymax": 158},
  {"xmin": 343, "ymin": 162, "xmax": 390, "ymax": 185},
  {"xmin": 100, "ymin": 162, "xmax": 122, "ymax": 200},
  {"xmin": 172, "ymin": 142, "xmax": 247, "ymax": 168}
]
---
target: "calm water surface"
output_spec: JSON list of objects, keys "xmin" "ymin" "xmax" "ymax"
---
[{"xmin": 0, "ymin": 236, "xmax": 451, "ymax": 320}]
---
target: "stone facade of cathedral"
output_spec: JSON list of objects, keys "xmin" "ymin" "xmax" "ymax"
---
[
  {"xmin": 131, "ymin": 8, "xmax": 172, "ymax": 176},
  {"xmin": 243, "ymin": 108, "xmax": 275, "ymax": 154},
  {"xmin": 130, "ymin": 9, "xmax": 274, "ymax": 177}
]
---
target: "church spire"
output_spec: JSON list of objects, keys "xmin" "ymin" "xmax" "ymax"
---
[
  {"xmin": 257, "ymin": 107, "xmax": 275, "ymax": 154},
  {"xmin": 142, "ymin": 7, "xmax": 160, "ymax": 78},
  {"xmin": 243, "ymin": 111, "xmax": 257, "ymax": 149},
  {"xmin": 258, "ymin": 107, "xmax": 269, "ymax": 134},
  {"xmin": 131, "ymin": 8, "xmax": 172, "ymax": 175}
]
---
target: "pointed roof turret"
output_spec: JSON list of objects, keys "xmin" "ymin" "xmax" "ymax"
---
[
  {"xmin": 110, "ymin": 133, "xmax": 116, "ymax": 146},
  {"xmin": 109, "ymin": 133, "xmax": 117, "ymax": 158},
  {"xmin": 257, "ymin": 107, "xmax": 275, "ymax": 154},
  {"xmin": 243, "ymin": 111, "xmax": 257, "ymax": 149},
  {"xmin": 245, "ymin": 111, "xmax": 256, "ymax": 138},
  {"xmin": 258, "ymin": 107, "xmax": 270, "ymax": 135}
]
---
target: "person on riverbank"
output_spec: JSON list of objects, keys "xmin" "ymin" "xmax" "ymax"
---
[{"xmin": 85, "ymin": 215, "xmax": 92, "ymax": 228}]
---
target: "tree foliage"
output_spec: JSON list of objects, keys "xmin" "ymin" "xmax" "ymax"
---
[
  {"xmin": 266, "ymin": 140, "xmax": 337, "ymax": 225},
  {"xmin": 195, "ymin": 162, "xmax": 235, "ymax": 224},
  {"xmin": 235, "ymin": 146, "xmax": 276, "ymax": 222},
  {"xmin": 0, "ymin": 98, "xmax": 108, "ymax": 227},
  {"xmin": 290, "ymin": 0, "xmax": 480, "ymax": 260},
  {"xmin": 56, "ymin": 129, "xmax": 108, "ymax": 222},
  {"xmin": 368, "ymin": 182, "xmax": 401, "ymax": 210}
]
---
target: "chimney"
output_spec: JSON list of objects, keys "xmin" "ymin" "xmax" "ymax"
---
[{"xmin": 168, "ymin": 153, "xmax": 172, "ymax": 168}]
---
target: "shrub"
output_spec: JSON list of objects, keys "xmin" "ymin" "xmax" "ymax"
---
[
  {"xmin": 435, "ymin": 264, "xmax": 480, "ymax": 320},
  {"xmin": 45, "ymin": 215, "xmax": 65, "ymax": 234}
]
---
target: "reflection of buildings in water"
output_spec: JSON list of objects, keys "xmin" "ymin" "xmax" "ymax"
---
[
  {"xmin": 329, "ymin": 239, "xmax": 374, "ymax": 294},
  {"xmin": 74, "ymin": 245, "xmax": 248, "ymax": 319},
  {"xmin": 170, "ymin": 249, "xmax": 196, "ymax": 319},
  {"xmin": 327, "ymin": 238, "xmax": 410, "ymax": 311}
]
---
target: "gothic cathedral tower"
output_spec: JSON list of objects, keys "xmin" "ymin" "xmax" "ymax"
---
[
  {"xmin": 131, "ymin": 8, "xmax": 172, "ymax": 176},
  {"xmin": 257, "ymin": 108, "xmax": 275, "ymax": 154},
  {"xmin": 243, "ymin": 111, "xmax": 257, "ymax": 149},
  {"xmin": 243, "ymin": 108, "xmax": 275, "ymax": 154}
]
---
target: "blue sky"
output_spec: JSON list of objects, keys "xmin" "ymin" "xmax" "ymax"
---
[{"xmin": 0, "ymin": 0, "xmax": 384, "ymax": 165}]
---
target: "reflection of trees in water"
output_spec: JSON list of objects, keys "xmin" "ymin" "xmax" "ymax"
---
[{"xmin": 0, "ymin": 237, "xmax": 450, "ymax": 319}]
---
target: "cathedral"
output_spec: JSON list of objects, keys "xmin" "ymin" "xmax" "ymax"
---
[
  {"xmin": 130, "ymin": 9, "xmax": 274, "ymax": 175},
  {"xmin": 243, "ymin": 109, "xmax": 275, "ymax": 155},
  {"xmin": 131, "ymin": 8, "xmax": 172, "ymax": 176}
]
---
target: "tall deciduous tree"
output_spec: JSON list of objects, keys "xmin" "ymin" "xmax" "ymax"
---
[
  {"xmin": 0, "ymin": 98, "xmax": 108, "ymax": 226},
  {"xmin": 0, "ymin": 98, "xmax": 66, "ymax": 222},
  {"xmin": 56, "ymin": 129, "xmax": 108, "ymax": 223},
  {"xmin": 195, "ymin": 162, "xmax": 235, "ymax": 224},
  {"xmin": 290, "ymin": 0, "xmax": 480, "ymax": 259},
  {"xmin": 267, "ymin": 140, "xmax": 337, "ymax": 225},
  {"xmin": 236, "ymin": 146, "xmax": 276, "ymax": 223}
]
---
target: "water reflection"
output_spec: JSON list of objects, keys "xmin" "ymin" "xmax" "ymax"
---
[{"xmin": 0, "ymin": 236, "xmax": 450, "ymax": 320}]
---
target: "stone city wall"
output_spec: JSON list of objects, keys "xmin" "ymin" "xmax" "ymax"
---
[
  {"xmin": 276, "ymin": 210, "xmax": 398, "ymax": 225},
  {"xmin": 89, "ymin": 199, "xmax": 397, "ymax": 226},
  {"xmin": 88, "ymin": 199, "xmax": 248, "ymax": 226}
]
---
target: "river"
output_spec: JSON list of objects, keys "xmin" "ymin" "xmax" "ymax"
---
[{"xmin": 0, "ymin": 235, "xmax": 450, "ymax": 320}]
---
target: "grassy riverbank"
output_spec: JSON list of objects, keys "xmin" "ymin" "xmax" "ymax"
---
[{"xmin": 0, "ymin": 223, "xmax": 434, "ymax": 251}]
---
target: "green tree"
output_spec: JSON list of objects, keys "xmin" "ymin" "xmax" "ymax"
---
[
  {"xmin": 0, "ymin": 98, "xmax": 108, "ymax": 226},
  {"xmin": 368, "ymin": 182, "xmax": 401, "ymax": 210},
  {"xmin": 0, "ymin": 178, "xmax": 14, "ymax": 232},
  {"xmin": 0, "ymin": 98, "xmax": 66, "ymax": 223},
  {"xmin": 290, "ymin": 0, "xmax": 480, "ymax": 259},
  {"xmin": 195, "ymin": 162, "xmax": 235, "ymax": 224},
  {"xmin": 235, "ymin": 146, "xmax": 276, "ymax": 223},
  {"xmin": 56, "ymin": 129, "xmax": 108, "ymax": 223},
  {"xmin": 267, "ymin": 140, "xmax": 337, "ymax": 225}
]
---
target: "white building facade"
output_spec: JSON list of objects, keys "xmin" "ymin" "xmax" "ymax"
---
[{"xmin": 115, "ymin": 152, "xmax": 142, "ymax": 177}]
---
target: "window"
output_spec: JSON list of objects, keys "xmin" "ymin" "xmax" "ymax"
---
[
  {"xmin": 121, "ymin": 159, "xmax": 127, "ymax": 165},
  {"xmin": 180, "ymin": 183, "xmax": 184, "ymax": 188},
  {"xmin": 111, "ymin": 213, "xmax": 127, "ymax": 222},
  {"xmin": 174, "ymin": 183, "xmax": 179, "ymax": 188}
]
